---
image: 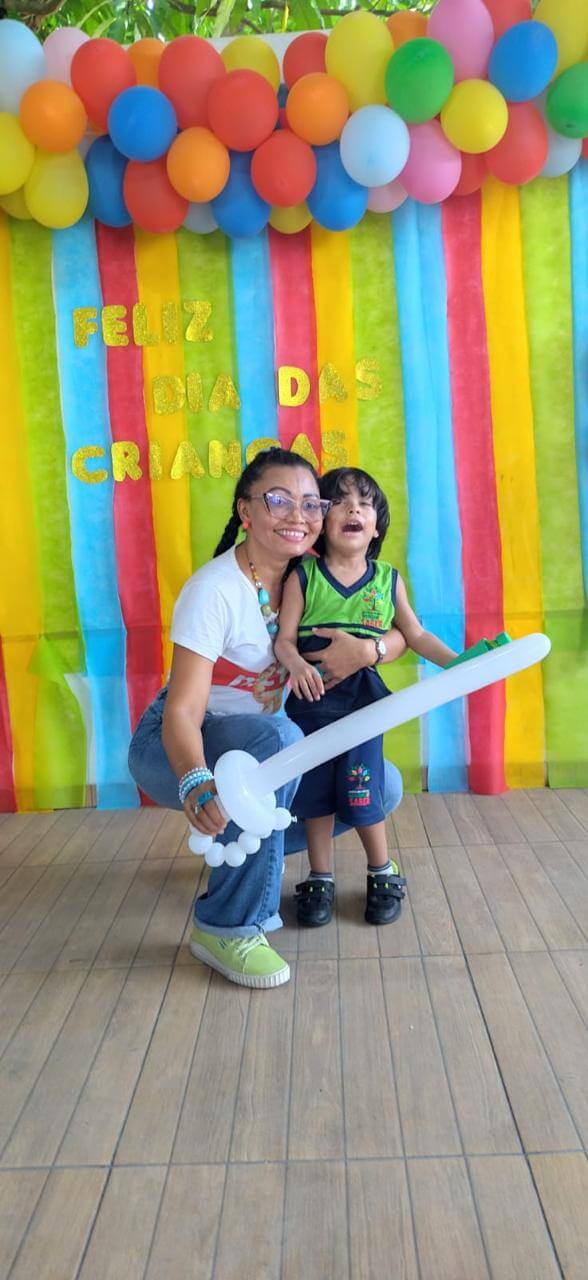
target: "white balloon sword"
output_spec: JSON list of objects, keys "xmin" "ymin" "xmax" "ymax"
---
[{"xmin": 189, "ymin": 633, "xmax": 550, "ymax": 867}]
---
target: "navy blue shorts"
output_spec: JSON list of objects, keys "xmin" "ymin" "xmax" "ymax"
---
[{"xmin": 287, "ymin": 707, "xmax": 385, "ymax": 826}]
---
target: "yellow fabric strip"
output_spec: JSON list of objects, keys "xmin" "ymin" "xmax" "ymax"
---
[
  {"xmin": 481, "ymin": 180, "xmax": 545, "ymax": 788},
  {"xmin": 0, "ymin": 212, "xmax": 42, "ymax": 808},
  {"xmin": 133, "ymin": 229, "xmax": 191, "ymax": 672},
  {"xmin": 310, "ymin": 225, "xmax": 359, "ymax": 469}
]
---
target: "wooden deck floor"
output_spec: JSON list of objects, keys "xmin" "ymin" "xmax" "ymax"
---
[{"xmin": 0, "ymin": 790, "xmax": 587, "ymax": 1279}]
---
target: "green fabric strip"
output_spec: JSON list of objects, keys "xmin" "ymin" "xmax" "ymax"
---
[
  {"xmin": 349, "ymin": 213, "xmax": 420, "ymax": 792},
  {"xmin": 176, "ymin": 230, "xmax": 240, "ymax": 570},
  {"xmin": 520, "ymin": 178, "xmax": 588, "ymax": 786},
  {"xmin": 9, "ymin": 221, "xmax": 86, "ymax": 806}
]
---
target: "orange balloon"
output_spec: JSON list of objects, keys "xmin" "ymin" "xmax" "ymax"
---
[
  {"xmin": 167, "ymin": 126, "xmax": 230, "ymax": 202},
  {"xmin": 387, "ymin": 10, "xmax": 428, "ymax": 46},
  {"xmin": 286, "ymin": 72, "xmax": 349, "ymax": 146},
  {"xmin": 128, "ymin": 37, "xmax": 165, "ymax": 88},
  {"xmin": 19, "ymin": 80, "xmax": 87, "ymax": 153}
]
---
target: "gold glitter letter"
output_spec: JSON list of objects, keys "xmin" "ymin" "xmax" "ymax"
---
[
  {"xmin": 278, "ymin": 366, "xmax": 310, "ymax": 408},
  {"xmin": 171, "ymin": 441, "xmax": 205, "ymax": 480},
  {"xmin": 152, "ymin": 375, "xmax": 186, "ymax": 415},
  {"xmin": 208, "ymin": 373, "xmax": 240, "ymax": 412},
  {"xmin": 186, "ymin": 372, "xmax": 203, "ymax": 412},
  {"xmin": 290, "ymin": 434, "xmax": 319, "ymax": 469},
  {"xmin": 102, "ymin": 305, "xmax": 128, "ymax": 347},
  {"xmin": 355, "ymin": 357, "xmax": 382, "ymax": 401},
  {"xmin": 71, "ymin": 445, "xmax": 108, "ymax": 484},
  {"xmin": 73, "ymin": 307, "xmax": 98, "ymax": 348},
  {"xmin": 162, "ymin": 301, "xmax": 180, "ymax": 345},
  {"xmin": 321, "ymin": 431, "xmax": 348, "ymax": 470},
  {"xmin": 132, "ymin": 303, "xmax": 159, "ymax": 347},
  {"xmin": 319, "ymin": 363, "xmax": 347, "ymax": 404},
  {"xmin": 246, "ymin": 437, "xmax": 277, "ymax": 464},
  {"xmin": 149, "ymin": 441, "xmax": 162, "ymax": 480},
  {"xmin": 209, "ymin": 440, "xmax": 242, "ymax": 478},
  {"xmin": 112, "ymin": 442, "xmax": 142, "ymax": 481},
  {"xmin": 184, "ymin": 300, "xmax": 213, "ymax": 343}
]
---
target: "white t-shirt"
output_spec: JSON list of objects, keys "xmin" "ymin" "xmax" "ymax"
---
[{"xmin": 170, "ymin": 547, "xmax": 288, "ymax": 716}]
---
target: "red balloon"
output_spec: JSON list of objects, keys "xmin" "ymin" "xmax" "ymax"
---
[
  {"xmin": 158, "ymin": 36, "xmax": 225, "ymax": 129},
  {"xmin": 583, "ymin": 138, "xmax": 588, "ymax": 159},
  {"xmin": 283, "ymin": 33, "xmax": 328, "ymax": 88},
  {"xmin": 452, "ymin": 152, "xmax": 487, "ymax": 197},
  {"xmin": 251, "ymin": 130, "xmax": 317, "ymax": 206},
  {"xmin": 482, "ymin": 0, "xmax": 532, "ymax": 40},
  {"xmin": 486, "ymin": 104, "xmax": 548, "ymax": 186},
  {"xmin": 207, "ymin": 70, "xmax": 278, "ymax": 152},
  {"xmin": 71, "ymin": 39, "xmax": 136, "ymax": 132},
  {"xmin": 124, "ymin": 157, "xmax": 188, "ymax": 233}
]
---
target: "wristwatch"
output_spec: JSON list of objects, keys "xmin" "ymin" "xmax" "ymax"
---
[{"xmin": 373, "ymin": 637, "xmax": 387, "ymax": 665}]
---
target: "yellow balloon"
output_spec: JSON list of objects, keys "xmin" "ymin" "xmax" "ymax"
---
[
  {"xmin": 25, "ymin": 149, "xmax": 88, "ymax": 229},
  {"xmin": 534, "ymin": 0, "xmax": 588, "ymax": 74},
  {"xmin": 441, "ymin": 81, "xmax": 508, "ymax": 154},
  {"xmin": 269, "ymin": 203, "xmax": 312, "ymax": 235},
  {"xmin": 0, "ymin": 113, "xmax": 35, "ymax": 196},
  {"xmin": 0, "ymin": 186, "xmax": 32, "ymax": 220},
  {"xmin": 221, "ymin": 36, "xmax": 280, "ymax": 90},
  {"xmin": 325, "ymin": 11, "xmax": 393, "ymax": 111}
]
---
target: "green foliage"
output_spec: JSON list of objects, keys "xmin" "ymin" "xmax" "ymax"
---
[{"xmin": 5, "ymin": 0, "xmax": 542, "ymax": 42}]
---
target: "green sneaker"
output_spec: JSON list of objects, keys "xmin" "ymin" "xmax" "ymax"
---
[{"xmin": 189, "ymin": 926, "xmax": 290, "ymax": 989}]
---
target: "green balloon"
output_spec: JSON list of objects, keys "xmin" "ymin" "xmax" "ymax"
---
[
  {"xmin": 546, "ymin": 63, "xmax": 588, "ymax": 140},
  {"xmin": 385, "ymin": 38, "xmax": 454, "ymax": 125}
]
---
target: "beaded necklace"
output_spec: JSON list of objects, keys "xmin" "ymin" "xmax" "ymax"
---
[{"xmin": 248, "ymin": 558, "xmax": 279, "ymax": 636}]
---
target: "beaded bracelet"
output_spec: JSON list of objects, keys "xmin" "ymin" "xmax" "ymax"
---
[{"xmin": 178, "ymin": 766, "xmax": 213, "ymax": 806}]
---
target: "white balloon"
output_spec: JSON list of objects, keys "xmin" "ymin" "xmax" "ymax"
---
[
  {"xmin": 205, "ymin": 842, "xmax": 226, "ymax": 867},
  {"xmin": 224, "ymin": 841, "xmax": 247, "ymax": 867},
  {"xmin": 238, "ymin": 831, "xmax": 261, "ymax": 854},
  {"xmin": 272, "ymin": 807, "xmax": 292, "ymax": 831},
  {"xmin": 541, "ymin": 128, "xmax": 582, "ymax": 178},
  {"xmin": 188, "ymin": 830, "xmax": 213, "ymax": 855},
  {"xmin": 183, "ymin": 202, "xmax": 218, "ymax": 234}
]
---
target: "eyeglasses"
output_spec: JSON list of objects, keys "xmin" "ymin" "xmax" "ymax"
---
[{"xmin": 251, "ymin": 491, "xmax": 332, "ymax": 521}]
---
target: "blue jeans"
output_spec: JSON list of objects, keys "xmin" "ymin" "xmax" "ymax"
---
[{"xmin": 128, "ymin": 690, "xmax": 403, "ymax": 938}]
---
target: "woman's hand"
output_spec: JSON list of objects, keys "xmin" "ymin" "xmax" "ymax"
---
[
  {"xmin": 288, "ymin": 656, "xmax": 325, "ymax": 702},
  {"xmin": 304, "ymin": 629, "xmax": 371, "ymax": 689},
  {"xmin": 183, "ymin": 778, "xmax": 227, "ymax": 836}
]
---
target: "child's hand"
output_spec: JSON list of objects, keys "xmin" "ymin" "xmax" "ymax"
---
[{"xmin": 288, "ymin": 657, "xmax": 324, "ymax": 702}]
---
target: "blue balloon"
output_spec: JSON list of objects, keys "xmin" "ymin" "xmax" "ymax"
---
[
  {"xmin": 86, "ymin": 137, "xmax": 131, "ymax": 228},
  {"xmin": 488, "ymin": 21, "xmax": 558, "ymax": 103},
  {"xmin": 211, "ymin": 153, "xmax": 270, "ymax": 238},
  {"xmin": 307, "ymin": 143, "xmax": 368, "ymax": 232},
  {"xmin": 108, "ymin": 86, "xmax": 177, "ymax": 162}
]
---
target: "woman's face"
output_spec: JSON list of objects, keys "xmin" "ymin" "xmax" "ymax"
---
[{"xmin": 238, "ymin": 464, "xmax": 324, "ymax": 561}]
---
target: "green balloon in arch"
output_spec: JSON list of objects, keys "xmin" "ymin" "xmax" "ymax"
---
[
  {"xmin": 546, "ymin": 62, "xmax": 588, "ymax": 139},
  {"xmin": 385, "ymin": 37, "xmax": 455, "ymax": 125}
]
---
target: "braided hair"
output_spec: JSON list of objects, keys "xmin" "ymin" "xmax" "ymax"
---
[{"xmin": 213, "ymin": 447, "xmax": 320, "ymax": 557}]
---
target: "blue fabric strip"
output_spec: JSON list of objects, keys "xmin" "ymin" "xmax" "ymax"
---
[
  {"xmin": 52, "ymin": 216, "xmax": 138, "ymax": 808},
  {"xmin": 230, "ymin": 231, "xmax": 278, "ymax": 452},
  {"xmin": 391, "ymin": 201, "xmax": 468, "ymax": 792},
  {"xmin": 569, "ymin": 161, "xmax": 588, "ymax": 599}
]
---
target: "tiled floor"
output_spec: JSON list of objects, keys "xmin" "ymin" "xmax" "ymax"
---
[{"xmin": 0, "ymin": 790, "xmax": 587, "ymax": 1278}]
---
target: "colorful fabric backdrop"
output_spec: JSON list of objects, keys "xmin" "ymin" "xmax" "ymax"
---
[{"xmin": 0, "ymin": 166, "xmax": 587, "ymax": 812}]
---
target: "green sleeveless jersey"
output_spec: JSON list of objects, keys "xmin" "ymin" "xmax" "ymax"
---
[{"xmin": 296, "ymin": 556, "xmax": 397, "ymax": 647}]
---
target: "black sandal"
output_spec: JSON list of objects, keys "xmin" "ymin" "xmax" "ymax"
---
[
  {"xmin": 295, "ymin": 878, "xmax": 335, "ymax": 927},
  {"xmin": 365, "ymin": 872, "xmax": 406, "ymax": 925}
]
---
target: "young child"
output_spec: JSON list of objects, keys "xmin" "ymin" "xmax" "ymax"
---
[{"xmin": 274, "ymin": 467, "xmax": 458, "ymax": 928}]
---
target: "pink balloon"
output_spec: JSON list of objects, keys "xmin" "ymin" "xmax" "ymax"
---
[
  {"xmin": 428, "ymin": 0, "xmax": 494, "ymax": 81},
  {"xmin": 367, "ymin": 178, "xmax": 408, "ymax": 213},
  {"xmin": 401, "ymin": 121, "xmax": 462, "ymax": 204},
  {"xmin": 43, "ymin": 27, "xmax": 89, "ymax": 86}
]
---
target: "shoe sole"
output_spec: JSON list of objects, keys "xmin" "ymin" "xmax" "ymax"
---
[
  {"xmin": 365, "ymin": 904, "xmax": 403, "ymax": 926},
  {"xmin": 189, "ymin": 940, "xmax": 290, "ymax": 989}
]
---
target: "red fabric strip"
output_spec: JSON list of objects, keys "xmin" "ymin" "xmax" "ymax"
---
[
  {"xmin": 442, "ymin": 195, "xmax": 506, "ymax": 794},
  {"xmin": 268, "ymin": 227, "xmax": 321, "ymax": 460},
  {"xmin": 0, "ymin": 641, "xmax": 16, "ymax": 810},
  {"xmin": 95, "ymin": 223, "xmax": 163, "ymax": 739}
]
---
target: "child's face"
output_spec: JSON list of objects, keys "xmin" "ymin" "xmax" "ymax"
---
[{"xmin": 323, "ymin": 484, "xmax": 378, "ymax": 557}]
